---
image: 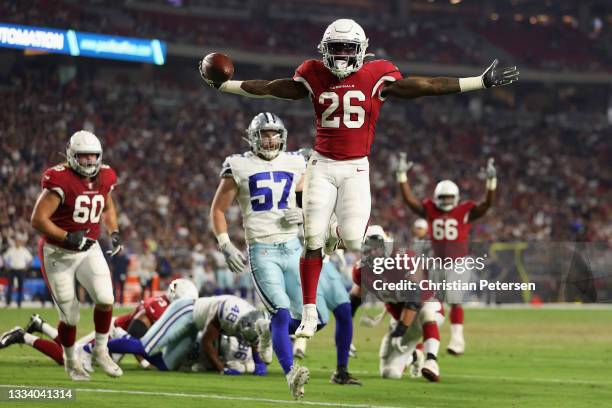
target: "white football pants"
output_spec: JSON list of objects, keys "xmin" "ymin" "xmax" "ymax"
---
[
  {"xmin": 39, "ymin": 240, "xmax": 114, "ymax": 326},
  {"xmin": 302, "ymin": 151, "xmax": 371, "ymax": 252}
]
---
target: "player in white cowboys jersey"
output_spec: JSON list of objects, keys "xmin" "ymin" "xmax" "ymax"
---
[
  {"xmin": 92, "ymin": 295, "xmax": 269, "ymax": 375},
  {"xmin": 211, "ymin": 113, "xmax": 360, "ymax": 397},
  {"xmin": 211, "ymin": 112, "xmax": 310, "ymax": 399}
]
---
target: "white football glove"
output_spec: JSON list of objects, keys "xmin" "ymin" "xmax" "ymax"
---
[
  {"xmin": 391, "ymin": 336, "xmax": 410, "ymax": 354},
  {"xmin": 395, "ymin": 152, "xmax": 414, "ymax": 183},
  {"xmin": 485, "ymin": 157, "xmax": 497, "ymax": 191},
  {"xmin": 220, "ymin": 241, "xmax": 247, "ymax": 274},
  {"xmin": 486, "ymin": 157, "xmax": 496, "ymax": 179},
  {"xmin": 282, "ymin": 208, "xmax": 303, "ymax": 226}
]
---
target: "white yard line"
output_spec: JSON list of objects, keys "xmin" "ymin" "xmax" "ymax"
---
[
  {"xmin": 307, "ymin": 369, "xmax": 612, "ymax": 386},
  {"xmin": 0, "ymin": 384, "xmax": 410, "ymax": 408}
]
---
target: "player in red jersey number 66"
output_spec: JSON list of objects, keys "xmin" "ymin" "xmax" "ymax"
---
[
  {"xmin": 30, "ymin": 130, "xmax": 124, "ymax": 381},
  {"xmin": 200, "ymin": 19, "xmax": 519, "ymax": 339},
  {"xmin": 395, "ymin": 154, "xmax": 497, "ymax": 355}
]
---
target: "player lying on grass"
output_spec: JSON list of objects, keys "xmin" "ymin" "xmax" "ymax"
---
[
  {"xmin": 349, "ymin": 225, "xmax": 444, "ymax": 381},
  {"xmin": 91, "ymin": 295, "xmax": 270, "ymax": 375},
  {"xmin": 395, "ymin": 154, "xmax": 497, "ymax": 355},
  {"xmin": 200, "ymin": 18, "xmax": 519, "ymax": 340},
  {"xmin": 0, "ymin": 279, "xmax": 199, "ymax": 374},
  {"xmin": 210, "ymin": 114, "xmax": 359, "ymax": 400}
]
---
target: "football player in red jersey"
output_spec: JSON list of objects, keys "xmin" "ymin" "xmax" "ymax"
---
[
  {"xmin": 395, "ymin": 154, "xmax": 497, "ymax": 355},
  {"xmin": 200, "ymin": 18, "xmax": 518, "ymax": 338},
  {"xmin": 350, "ymin": 226, "xmax": 445, "ymax": 381},
  {"xmin": 30, "ymin": 130, "xmax": 124, "ymax": 381}
]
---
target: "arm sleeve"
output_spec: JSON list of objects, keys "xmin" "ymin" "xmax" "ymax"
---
[
  {"xmin": 293, "ymin": 60, "xmax": 315, "ymax": 95},
  {"xmin": 41, "ymin": 169, "xmax": 66, "ymax": 204},
  {"xmin": 220, "ymin": 157, "xmax": 233, "ymax": 178},
  {"xmin": 108, "ymin": 168, "xmax": 118, "ymax": 191},
  {"xmin": 372, "ymin": 60, "xmax": 403, "ymax": 101}
]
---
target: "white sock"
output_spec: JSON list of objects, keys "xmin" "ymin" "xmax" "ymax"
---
[
  {"xmin": 64, "ymin": 345, "xmax": 75, "ymax": 360},
  {"xmin": 423, "ymin": 338, "xmax": 440, "ymax": 357},
  {"xmin": 302, "ymin": 304, "xmax": 317, "ymax": 318},
  {"xmin": 95, "ymin": 332, "xmax": 109, "ymax": 351},
  {"xmin": 42, "ymin": 322, "xmax": 58, "ymax": 339},
  {"xmin": 23, "ymin": 333, "xmax": 38, "ymax": 346},
  {"xmin": 450, "ymin": 324, "xmax": 464, "ymax": 340}
]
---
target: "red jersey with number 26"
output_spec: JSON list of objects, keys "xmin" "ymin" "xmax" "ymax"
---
[
  {"xmin": 422, "ymin": 199, "xmax": 476, "ymax": 259},
  {"xmin": 293, "ymin": 59, "xmax": 402, "ymax": 160},
  {"xmin": 40, "ymin": 163, "xmax": 117, "ymax": 249}
]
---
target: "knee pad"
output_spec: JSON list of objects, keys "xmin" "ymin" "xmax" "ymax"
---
[
  {"xmin": 380, "ymin": 366, "xmax": 403, "ymax": 379},
  {"xmin": 343, "ymin": 239, "xmax": 362, "ymax": 252},
  {"xmin": 420, "ymin": 306, "xmax": 436, "ymax": 324},
  {"xmin": 90, "ymin": 282, "xmax": 114, "ymax": 305},
  {"xmin": 94, "ymin": 291, "xmax": 114, "ymax": 306}
]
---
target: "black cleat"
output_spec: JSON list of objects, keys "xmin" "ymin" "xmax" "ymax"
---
[
  {"xmin": 0, "ymin": 327, "xmax": 25, "ymax": 349},
  {"xmin": 25, "ymin": 314, "xmax": 44, "ymax": 334},
  {"xmin": 331, "ymin": 369, "xmax": 362, "ymax": 386}
]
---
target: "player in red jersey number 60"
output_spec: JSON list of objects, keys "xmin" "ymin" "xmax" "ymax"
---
[
  {"xmin": 200, "ymin": 19, "xmax": 519, "ymax": 339},
  {"xmin": 30, "ymin": 130, "xmax": 124, "ymax": 381}
]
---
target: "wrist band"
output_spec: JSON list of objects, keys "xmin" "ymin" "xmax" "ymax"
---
[
  {"xmin": 219, "ymin": 80, "xmax": 247, "ymax": 95},
  {"xmin": 486, "ymin": 177, "xmax": 497, "ymax": 191},
  {"xmin": 396, "ymin": 172, "xmax": 408, "ymax": 183},
  {"xmin": 216, "ymin": 232, "xmax": 231, "ymax": 246},
  {"xmin": 459, "ymin": 76, "xmax": 484, "ymax": 92}
]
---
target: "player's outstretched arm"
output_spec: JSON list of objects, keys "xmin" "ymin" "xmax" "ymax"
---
[
  {"xmin": 469, "ymin": 158, "xmax": 497, "ymax": 222},
  {"xmin": 382, "ymin": 59, "xmax": 519, "ymax": 100},
  {"xmin": 208, "ymin": 77, "xmax": 309, "ymax": 100},
  {"xmin": 395, "ymin": 153, "xmax": 426, "ymax": 217}
]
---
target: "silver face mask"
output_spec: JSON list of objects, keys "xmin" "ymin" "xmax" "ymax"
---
[{"xmin": 245, "ymin": 113, "xmax": 288, "ymax": 160}]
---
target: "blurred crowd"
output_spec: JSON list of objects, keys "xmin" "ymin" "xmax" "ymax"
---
[
  {"xmin": 2, "ymin": 0, "xmax": 611, "ymax": 72},
  {"xmin": 1, "ymin": 54, "xmax": 610, "ymax": 299}
]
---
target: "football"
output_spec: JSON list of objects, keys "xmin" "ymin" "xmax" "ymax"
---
[{"xmin": 200, "ymin": 53, "xmax": 234, "ymax": 84}]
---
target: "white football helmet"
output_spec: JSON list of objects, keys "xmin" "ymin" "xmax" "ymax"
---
[
  {"xmin": 245, "ymin": 112, "xmax": 287, "ymax": 160},
  {"xmin": 363, "ymin": 225, "xmax": 393, "ymax": 257},
  {"xmin": 166, "ymin": 278, "xmax": 199, "ymax": 303},
  {"xmin": 434, "ymin": 180, "xmax": 460, "ymax": 212},
  {"xmin": 66, "ymin": 130, "xmax": 103, "ymax": 177},
  {"xmin": 318, "ymin": 19, "xmax": 369, "ymax": 79}
]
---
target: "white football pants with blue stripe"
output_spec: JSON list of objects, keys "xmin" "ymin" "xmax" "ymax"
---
[
  {"xmin": 141, "ymin": 298, "xmax": 198, "ymax": 371},
  {"xmin": 248, "ymin": 237, "xmax": 349, "ymax": 324}
]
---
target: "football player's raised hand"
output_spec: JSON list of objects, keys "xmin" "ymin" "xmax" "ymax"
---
[
  {"xmin": 64, "ymin": 229, "xmax": 96, "ymax": 251},
  {"xmin": 220, "ymin": 241, "xmax": 247, "ymax": 274},
  {"xmin": 485, "ymin": 158, "xmax": 496, "ymax": 179},
  {"xmin": 395, "ymin": 152, "xmax": 414, "ymax": 183},
  {"xmin": 481, "ymin": 59, "xmax": 519, "ymax": 88}
]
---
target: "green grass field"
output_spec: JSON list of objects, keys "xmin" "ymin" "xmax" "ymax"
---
[{"xmin": 0, "ymin": 306, "xmax": 611, "ymax": 408}]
